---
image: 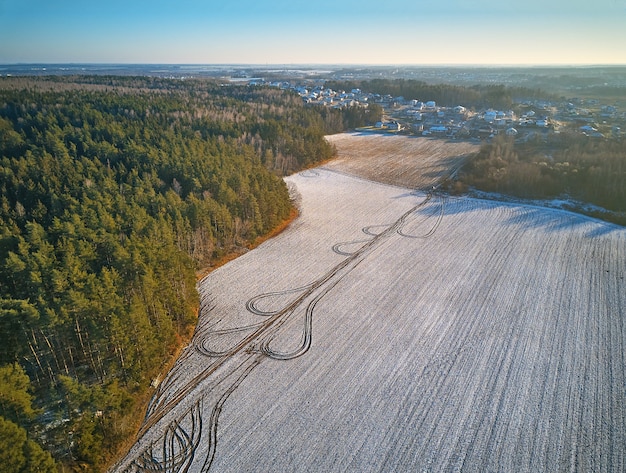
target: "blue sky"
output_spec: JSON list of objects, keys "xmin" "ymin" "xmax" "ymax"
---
[{"xmin": 1, "ymin": 0, "xmax": 625, "ymax": 64}]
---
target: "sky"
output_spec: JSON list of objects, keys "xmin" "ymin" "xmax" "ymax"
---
[{"xmin": 1, "ymin": 0, "xmax": 625, "ymax": 65}]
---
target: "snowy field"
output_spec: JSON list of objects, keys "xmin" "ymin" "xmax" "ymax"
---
[
  {"xmin": 112, "ymin": 164, "xmax": 626, "ymax": 473},
  {"xmin": 113, "ymin": 163, "xmax": 625, "ymax": 472}
]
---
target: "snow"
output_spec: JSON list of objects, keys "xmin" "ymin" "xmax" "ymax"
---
[{"xmin": 113, "ymin": 168, "xmax": 626, "ymax": 473}]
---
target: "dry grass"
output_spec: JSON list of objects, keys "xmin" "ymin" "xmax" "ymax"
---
[
  {"xmin": 325, "ymin": 132, "xmax": 480, "ymax": 189},
  {"xmin": 112, "ymin": 144, "xmax": 625, "ymax": 472}
]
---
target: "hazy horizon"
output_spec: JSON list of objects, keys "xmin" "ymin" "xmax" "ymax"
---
[
  {"xmin": 2, "ymin": 62, "xmax": 626, "ymax": 67},
  {"xmin": 1, "ymin": 1, "xmax": 625, "ymax": 66}
]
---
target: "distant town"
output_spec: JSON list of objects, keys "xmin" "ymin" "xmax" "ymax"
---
[
  {"xmin": 259, "ymin": 79, "xmax": 624, "ymax": 142},
  {"xmin": 2, "ymin": 63, "xmax": 624, "ymax": 142}
]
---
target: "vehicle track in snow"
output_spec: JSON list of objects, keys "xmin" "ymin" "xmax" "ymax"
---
[
  {"xmin": 111, "ymin": 171, "xmax": 443, "ymax": 473},
  {"xmin": 112, "ymin": 135, "xmax": 625, "ymax": 472}
]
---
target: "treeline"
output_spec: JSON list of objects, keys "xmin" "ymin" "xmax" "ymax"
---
[
  {"xmin": 0, "ymin": 77, "xmax": 357, "ymax": 471},
  {"xmin": 325, "ymin": 78, "xmax": 553, "ymax": 110},
  {"xmin": 453, "ymin": 134, "xmax": 626, "ymax": 224}
]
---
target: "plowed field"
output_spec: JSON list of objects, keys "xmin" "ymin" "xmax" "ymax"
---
[
  {"xmin": 325, "ymin": 132, "xmax": 480, "ymax": 188},
  {"xmin": 112, "ymin": 135, "xmax": 625, "ymax": 473}
]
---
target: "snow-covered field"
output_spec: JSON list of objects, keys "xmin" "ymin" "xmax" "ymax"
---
[{"xmin": 113, "ymin": 136, "xmax": 625, "ymax": 472}]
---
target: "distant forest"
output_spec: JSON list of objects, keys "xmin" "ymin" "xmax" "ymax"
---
[
  {"xmin": 452, "ymin": 134, "xmax": 626, "ymax": 225},
  {"xmin": 324, "ymin": 78, "xmax": 554, "ymax": 109},
  {"xmin": 0, "ymin": 76, "xmax": 380, "ymax": 471}
]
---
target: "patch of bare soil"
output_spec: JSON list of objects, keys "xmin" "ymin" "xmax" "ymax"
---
[{"xmin": 325, "ymin": 132, "xmax": 480, "ymax": 189}]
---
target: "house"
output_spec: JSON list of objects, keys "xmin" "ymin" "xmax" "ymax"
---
[
  {"xmin": 374, "ymin": 121, "xmax": 402, "ymax": 130},
  {"xmin": 430, "ymin": 125, "xmax": 448, "ymax": 135},
  {"xmin": 478, "ymin": 126, "xmax": 495, "ymax": 138},
  {"xmin": 386, "ymin": 121, "xmax": 403, "ymax": 131},
  {"xmin": 406, "ymin": 109, "xmax": 423, "ymax": 120},
  {"xmin": 483, "ymin": 110, "xmax": 497, "ymax": 123},
  {"xmin": 519, "ymin": 118, "xmax": 534, "ymax": 126}
]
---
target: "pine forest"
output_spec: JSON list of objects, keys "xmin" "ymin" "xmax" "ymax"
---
[{"xmin": 0, "ymin": 76, "xmax": 380, "ymax": 471}]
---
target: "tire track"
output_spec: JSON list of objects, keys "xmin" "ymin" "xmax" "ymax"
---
[
  {"xmin": 396, "ymin": 194, "xmax": 446, "ymax": 239},
  {"xmin": 112, "ymin": 180, "xmax": 444, "ymax": 473},
  {"xmin": 245, "ymin": 193, "xmax": 436, "ymax": 361}
]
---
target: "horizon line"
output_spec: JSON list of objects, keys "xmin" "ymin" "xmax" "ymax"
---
[{"xmin": 2, "ymin": 62, "xmax": 626, "ymax": 68}]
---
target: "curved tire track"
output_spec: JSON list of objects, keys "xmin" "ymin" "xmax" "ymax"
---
[{"xmin": 112, "ymin": 181, "xmax": 445, "ymax": 473}]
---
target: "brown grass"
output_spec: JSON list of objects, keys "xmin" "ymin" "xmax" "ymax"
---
[{"xmin": 325, "ymin": 132, "xmax": 480, "ymax": 189}]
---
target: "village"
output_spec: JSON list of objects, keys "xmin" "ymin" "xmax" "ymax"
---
[{"xmin": 261, "ymin": 79, "xmax": 624, "ymax": 142}]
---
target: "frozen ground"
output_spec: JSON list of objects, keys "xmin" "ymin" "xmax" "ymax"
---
[{"xmin": 112, "ymin": 164, "xmax": 626, "ymax": 472}]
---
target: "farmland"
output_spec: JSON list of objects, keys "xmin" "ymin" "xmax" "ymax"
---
[
  {"xmin": 325, "ymin": 132, "xmax": 480, "ymax": 189},
  {"xmin": 112, "ymin": 135, "xmax": 625, "ymax": 472}
]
